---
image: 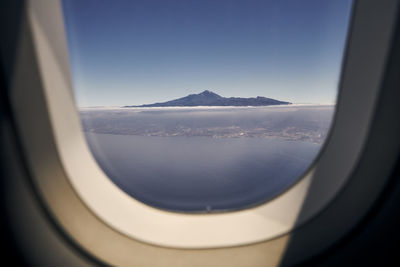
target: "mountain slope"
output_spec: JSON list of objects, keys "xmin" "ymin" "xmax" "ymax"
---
[{"xmin": 124, "ymin": 90, "xmax": 291, "ymax": 107}]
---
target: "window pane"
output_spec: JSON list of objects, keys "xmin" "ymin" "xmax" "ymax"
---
[{"xmin": 62, "ymin": 0, "xmax": 353, "ymax": 212}]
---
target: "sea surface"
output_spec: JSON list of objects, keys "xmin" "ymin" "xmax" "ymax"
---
[{"xmin": 85, "ymin": 132, "xmax": 320, "ymax": 212}]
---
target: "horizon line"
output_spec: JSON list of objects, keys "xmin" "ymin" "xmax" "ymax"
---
[{"xmin": 77, "ymin": 103, "xmax": 336, "ymax": 109}]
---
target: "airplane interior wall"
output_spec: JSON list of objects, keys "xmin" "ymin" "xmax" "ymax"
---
[{"xmin": 1, "ymin": 0, "xmax": 400, "ymax": 266}]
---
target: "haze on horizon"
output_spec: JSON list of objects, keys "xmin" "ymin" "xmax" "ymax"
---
[{"xmin": 62, "ymin": 0, "xmax": 353, "ymax": 107}]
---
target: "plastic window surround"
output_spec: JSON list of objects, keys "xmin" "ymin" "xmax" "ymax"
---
[{"xmin": 8, "ymin": 0, "xmax": 399, "ymax": 250}]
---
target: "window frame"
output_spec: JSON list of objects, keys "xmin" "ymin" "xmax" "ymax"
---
[{"xmin": 3, "ymin": 0, "xmax": 399, "ymax": 264}]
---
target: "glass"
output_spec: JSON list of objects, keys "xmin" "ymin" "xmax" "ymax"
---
[{"xmin": 62, "ymin": 0, "xmax": 353, "ymax": 212}]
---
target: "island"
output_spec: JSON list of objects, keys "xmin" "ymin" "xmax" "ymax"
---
[{"xmin": 123, "ymin": 90, "xmax": 291, "ymax": 107}]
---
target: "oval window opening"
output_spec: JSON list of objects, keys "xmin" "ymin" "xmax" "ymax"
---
[{"xmin": 62, "ymin": 0, "xmax": 353, "ymax": 212}]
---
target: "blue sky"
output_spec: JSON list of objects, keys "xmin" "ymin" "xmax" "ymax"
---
[{"xmin": 62, "ymin": 0, "xmax": 353, "ymax": 107}]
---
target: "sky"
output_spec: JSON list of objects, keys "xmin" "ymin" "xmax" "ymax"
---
[{"xmin": 62, "ymin": 0, "xmax": 353, "ymax": 107}]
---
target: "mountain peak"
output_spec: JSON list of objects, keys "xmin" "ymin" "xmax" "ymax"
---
[{"xmin": 198, "ymin": 90, "xmax": 221, "ymax": 97}]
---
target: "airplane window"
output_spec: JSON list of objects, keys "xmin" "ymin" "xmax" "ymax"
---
[{"xmin": 61, "ymin": 0, "xmax": 353, "ymax": 212}]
